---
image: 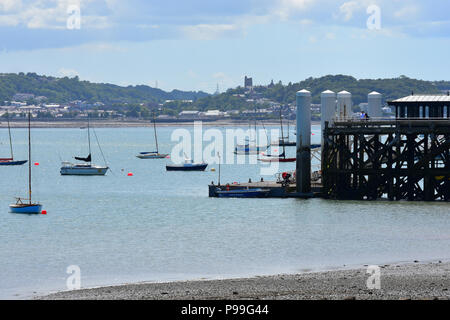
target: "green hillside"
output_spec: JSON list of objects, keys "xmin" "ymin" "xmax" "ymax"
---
[{"xmin": 0, "ymin": 72, "xmax": 208, "ymax": 104}]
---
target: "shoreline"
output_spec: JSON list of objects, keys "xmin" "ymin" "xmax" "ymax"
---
[
  {"xmin": 37, "ymin": 259, "xmax": 450, "ymax": 300},
  {"xmin": 0, "ymin": 119, "xmax": 318, "ymax": 129}
]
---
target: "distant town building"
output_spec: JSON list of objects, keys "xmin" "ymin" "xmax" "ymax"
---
[
  {"xmin": 202, "ymin": 110, "xmax": 223, "ymax": 117},
  {"xmin": 10, "ymin": 101, "xmax": 27, "ymax": 107},
  {"xmin": 13, "ymin": 93, "xmax": 35, "ymax": 101},
  {"xmin": 244, "ymin": 76, "xmax": 253, "ymax": 89},
  {"xmin": 179, "ymin": 111, "xmax": 200, "ymax": 119}
]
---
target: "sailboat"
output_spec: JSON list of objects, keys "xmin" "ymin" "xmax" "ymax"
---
[
  {"xmin": 259, "ymin": 109, "xmax": 295, "ymax": 162},
  {"xmin": 60, "ymin": 117, "xmax": 109, "ymax": 175},
  {"xmin": 137, "ymin": 112, "xmax": 168, "ymax": 159},
  {"xmin": 0, "ymin": 112, "xmax": 27, "ymax": 166},
  {"xmin": 9, "ymin": 112, "xmax": 42, "ymax": 214},
  {"xmin": 271, "ymin": 118, "xmax": 296, "ymax": 147},
  {"xmin": 234, "ymin": 111, "xmax": 269, "ymax": 155}
]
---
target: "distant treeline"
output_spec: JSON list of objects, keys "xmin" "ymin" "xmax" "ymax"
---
[
  {"xmin": 0, "ymin": 72, "xmax": 208, "ymax": 104},
  {"xmin": 1, "ymin": 73, "xmax": 449, "ymax": 114},
  {"xmin": 229, "ymin": 75, "xmax": 450, "ymax": 105}
]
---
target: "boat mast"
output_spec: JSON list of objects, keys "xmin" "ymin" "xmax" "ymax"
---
[
  {"xmin": 28, "ymin": 112, "xmax": 31, "ymax": 204},
  {"xmin": 87, "ymin": 115, "xmax": 91, "ymax": 164},
  {"xmin": 153, "ymin": 111, "xmax": 159, "ymax": 154},
  {"xmin": 6, "ymin": 112, "xmax": 13, "ymax": 160},
  {"xmin": 280, "ymin": 108, "xmax": 286, "ymax": 158}
]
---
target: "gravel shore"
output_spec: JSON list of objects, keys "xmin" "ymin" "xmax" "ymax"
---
[{"xmin": 38, "ymin": 261, "xmax": 450, "ymax": 300}]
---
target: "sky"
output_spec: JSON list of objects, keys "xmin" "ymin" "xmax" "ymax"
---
[{"xmin": 0, "ymin": 0, "xmax": 449, "ymax": 93}]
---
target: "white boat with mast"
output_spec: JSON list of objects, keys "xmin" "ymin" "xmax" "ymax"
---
[
  {"xmin": 0, "ymin": 112, "xmax": 27, "ymax": 166},
  {"xmin": 9, "ymin": 112, "xmax": 43, "ymax": 214},
  {"xmin": 234, "ymin": 110, "xmax": 269, "ymax": 155},
  {"xmin": 60, "ymin": 117, "xmax": 109, "ymax": 176},
  {"xmin": 137, "ymin": 111, "xmax": 168, "ymax": 159}
]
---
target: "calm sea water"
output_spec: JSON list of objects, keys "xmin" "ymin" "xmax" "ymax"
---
[{"xmin": 0, "ymin": 124, "xmax": 449, "ymax": 299}]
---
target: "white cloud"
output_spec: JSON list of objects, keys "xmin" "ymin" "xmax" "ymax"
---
[
  {"xmin": 325, "ymin": 32, "xmax": 335, "ymax": 40},
  {"xmin": 182, "ymin": 24, "xmax": 240, "ymax": 40},
  {"xmin": 0, "ymin": 0, "xmax": 110, "ymax": 29},
  {"xmin": 0, "ymin": 0, "xmax": 22, "ymax": 12},
  {"xmin": 273, "ymin": 0, "xmax": 315, "ymax": 20},
  {"xmin": 58, "ymin": 67, "xmax": 79, "ymax": 77},
  {"xmin": 394, "ymin": 5, "xmax": 419, "ymax": 20}
]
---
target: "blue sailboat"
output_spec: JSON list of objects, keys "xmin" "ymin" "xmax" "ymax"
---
[
  {"xmin": 9, "ymin": 112, "xmax": 42, "ymax": 214},
  {"xmin": 0, "ymin": 112, "xmax": 27, "ymax": 166}
]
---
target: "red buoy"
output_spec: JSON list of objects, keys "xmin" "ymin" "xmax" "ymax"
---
[
  {"xmin": 41, "ymin": 210, "xmax": 47, "ymax": 215},
  {"xmin": 128, "ymin": 172, "xmax": 133, "ymax": 176},
  {"xmin": 34, "ymin": 162, "xmax": 40, "ymax": 166}
]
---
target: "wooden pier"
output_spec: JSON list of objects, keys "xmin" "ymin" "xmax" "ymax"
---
[{"xmin": 322, "ymin": 119, "xmax": 450, "ymax": 201}]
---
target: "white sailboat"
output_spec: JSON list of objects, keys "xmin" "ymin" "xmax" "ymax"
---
[
  {"xmin": 9, "ymin": 112, "xmax": 43, "ymax": 214},
  {"xmin": 60, "ymin": 117, "xmax": 109, "ymax": 176},
  {"xmin": 137, "ymin": 111, "xmax": 168, "ymax": 159}
]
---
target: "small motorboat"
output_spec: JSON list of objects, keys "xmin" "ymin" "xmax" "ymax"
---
[
  {"xmin": 166, "ymin": 158, "xmax": 208, "ymax": 171},
  {"xmin": 215, "ymin": 188, "xmax": 270, "ymax": 198}
]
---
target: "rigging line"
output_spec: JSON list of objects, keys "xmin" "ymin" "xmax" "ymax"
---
[
  {"xmin": 91, "ymin": 127, "xmax": 116, "ymax": 177},
  {"xmin": 91, "ymin": 127, "xmax": 108, "ymax": 167},
  {"xmin": 260, "ymin": 121, "xmax": 269, "ymax": 147}
]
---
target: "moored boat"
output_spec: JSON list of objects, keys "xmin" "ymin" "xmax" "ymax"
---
[
  {"xmin": 215, "ymin": 188, "xmax": 270, "ymax": 198},
  {"xmin": 137, "ymin": 111, "xmax": 168, "ymax": 159},
  {"xmin": 60, "ymin": 162, "xmax": 109, "ymax": 175},
  {"xmin": 61, "ymin": 117, "xmax": 109, "ymax": 176},
  {"xmin": 166, "ymin": 158, "xmax": 208, "ymax": 171},
  {"xmin": 137, "ymin": 152, "xmax": 168, "ymax": 159},
  {"xmin": 9, "ymin": 112, "xmax": 43, "ymax": 214},
  {"xmin": 1, "ymin": 112, "xmax": 27, "ymax": 166}
]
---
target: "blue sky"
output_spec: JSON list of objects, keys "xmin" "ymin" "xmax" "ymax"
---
[{"xmin": 0, "ymin": 0, "xmax": 449, "ymax": 93}]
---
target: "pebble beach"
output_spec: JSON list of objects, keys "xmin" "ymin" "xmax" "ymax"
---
[{"xmin": 38, "ymin": 261, "xmax": 450, "ymax": 300}]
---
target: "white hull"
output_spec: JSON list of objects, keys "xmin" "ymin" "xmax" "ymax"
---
[
  {"xmin": 136, "ymin": 153, "xmax": 168, "ymax": 159},
  {"xmin": 60, "ymin": 163, "xmax": 109, "ymax": 176}
]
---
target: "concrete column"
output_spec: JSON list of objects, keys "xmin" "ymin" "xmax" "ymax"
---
[
  {"xmin": 296, "ymin": 89, "xmax": 311, "ymax": 194},
  {"xmin": 337, "ymin": 91, "xmax": 352, "ymax": 120},
  {"xmin": 368, "ymin": 91, "xmax": 382, "ymax": 118},
  {"xmin": 321, "ymin": 90, "xmax": 336, "ymax": 147}
]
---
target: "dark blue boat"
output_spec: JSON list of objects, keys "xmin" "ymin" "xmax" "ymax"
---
[
  {"xmin": 0, "ymin": 159, "xmax": 28, "ymax": 166},
  {"xmin": 166, "ymin": 159, "xmax": 208, "ymax": 171},
  {"xmin": 1, "ymin": 113, "xmax": 27, "ymax": 166},
  {"xmin": 215, "ymin": 188, "xmax": 271, "ymax": 198}
]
